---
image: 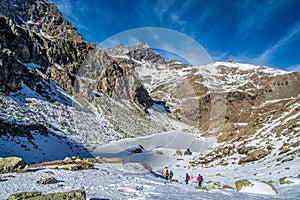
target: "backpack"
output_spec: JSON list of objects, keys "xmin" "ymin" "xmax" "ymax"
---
[{"xmin": 187, "ymin": 175, "xmax": 191, "ymax": 180}]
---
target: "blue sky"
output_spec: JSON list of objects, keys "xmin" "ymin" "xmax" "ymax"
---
[{"xmin": 51, "ymin": 0, "xmax": 300, "ymax": 71}]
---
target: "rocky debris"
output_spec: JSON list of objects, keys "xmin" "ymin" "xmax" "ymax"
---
[
  {"xmin": 30, "ymin": 156, "xmax": 125, "ymax": 169},
  {"xmin": 189, "ymin": 144, "xmax": 236, "ymax": 167},
  {"xmin": 7, "ymin": 190, "xmax": 86, "ymax": 200},
  {"xmin": 238, "ymin": 149, "xmax": 270, "ymax": 164},
  {"xmin": 0, "ymin": 157, "xmax": 28, "ymax": 173},
  {"xmin": 37, "ymin": 177, "xmax": 59, "ymax": 184},
  {"xmin": 0, "ymin": 119, "xmax": 48, "ymax": 139},
  {"xmin": 63, "ymin": 163, "xmax": 94, "ymax": 171}
]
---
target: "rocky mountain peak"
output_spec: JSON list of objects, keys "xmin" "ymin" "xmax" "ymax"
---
[
  {"xmin": 105, "ymin": 43, "xmax": 164, "ymax": 63},
  {"xmin": 0, "ymin": 0, "xmax": 83, "ymax": 42}
]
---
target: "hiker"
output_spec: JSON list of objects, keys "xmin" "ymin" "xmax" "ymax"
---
[
  {"xmin": 169, "ymin": 170, "xmax": 174, "ymax": 180},
  {"xmin": 164, "ymin": 167, "xmax": 169, "ymax": 180},
  {"xmin": 185, "ymin": 173, "xmax": 191, "ymax": 184},
  {"xmin": 197, "ymin": 174, "xmax": 203, "ymax": 186}
]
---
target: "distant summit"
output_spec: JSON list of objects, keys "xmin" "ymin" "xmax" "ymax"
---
[
  {"xmin": 105, "ymin": 43, "xmax": 165, "ymax": 63},
  {"xmin": 152, "ymin": 48, "xmax": 192, "ymax": 66}
]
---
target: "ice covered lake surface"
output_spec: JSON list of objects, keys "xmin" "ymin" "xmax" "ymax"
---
[{"xmin": 1, "ymin": 131, "xmax": 300, "ymax": 199}]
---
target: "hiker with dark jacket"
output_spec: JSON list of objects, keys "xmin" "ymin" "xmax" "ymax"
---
[{"xmin": 185, "ymin": 173, "xmax": 191, "ymax": 184}]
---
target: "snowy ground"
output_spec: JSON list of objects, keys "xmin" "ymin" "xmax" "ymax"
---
[{"xmin": 1, "ymin": 132, "xmax": 299, "ymax": 200}]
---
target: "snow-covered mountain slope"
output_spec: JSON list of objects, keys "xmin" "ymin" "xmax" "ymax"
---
[
  {"xmin": 1, "ymin": 0, "xmax": 300, "ymax": 199},
  {"xmin": 1, "ymin": 132, "xmax": 299, "ymax": 199},
  {"xmin": 0, "ymin": 78, "xmax": 184, "ymax": 164},
  {"xmin": 107, "ymin": 44, "xmax": 300, "ymax": 173}
]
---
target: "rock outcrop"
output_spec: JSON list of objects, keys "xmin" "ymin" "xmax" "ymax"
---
[
  {"xmin": 235, "ymin": 179, "xmax": 277, "ymax": 195},
  {"xmin": 105, "ymin": 43, "xmax": 164, "ymax": 63},
  {"xmin": 37, "ymin": 177, "xmax": 59, "ymax": 184},
  {"xmin": 238, "ymin": 149, "xmax": 270, "ymax": 164},
  {"xmin": 7, "ymin": 190, "xmax": 86, "ymax": 200},
  {"xmin": 0, "ymin": 0, "xmax": 83, "ymax": 42},
  {"xmin": 0, "ymin": 157, "xmax": 27, "ymax": 173},
  {"xmin": 0, "ymin": 120, "xmax": 48, "ymax": 139}
]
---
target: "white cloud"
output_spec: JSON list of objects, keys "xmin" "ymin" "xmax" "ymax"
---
[
  {"xmin": 153, "ymin": 0, "xmax": 175, "ymax": 21},
  {"xmin": 235, "ymin": 1, "xmax": 284, "ymax": 38},
  {"xmin": 254, "ymin": 19, "xmax": 300, "ymax": 64}
]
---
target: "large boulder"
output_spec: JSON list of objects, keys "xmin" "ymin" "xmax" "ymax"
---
[
  {"xmin": 0, "ymin": 157, "xmax": 27, "ymax": 173},
  {"xmin": 7, "ymin": 190, "xmax": 86, "ymax": 200},
  {"xmin": 279, "ymin": 177, "xmax": 300, "ymax": 185},
  {"xmin": 37, "ymin": 177, "xmax": 59, "ymax": 184},
  {"xmin": 235, "ymin": 179, "xmax": 277, "ymax": 195}
]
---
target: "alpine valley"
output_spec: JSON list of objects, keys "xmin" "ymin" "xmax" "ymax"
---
[{"xmin": 0, "ymin": 0, "xmax": 299, "ymax": 199}]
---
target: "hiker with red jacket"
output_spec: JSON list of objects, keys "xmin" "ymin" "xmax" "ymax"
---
[
  {"xmin": 164, "ymin": 167, "xmax": 169, "ymax": 180},
  {"xmin": 185, "ymin": 173, "xmax": 191, "ymax": 184},
  {"xmin": 197, "ymin": 174, "xmax": 203, "ymax": 186}
]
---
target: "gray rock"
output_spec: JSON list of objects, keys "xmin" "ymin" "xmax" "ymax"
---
[
  {"xmin": 7, "ymin": 190, "xmax": 86, "ymax": 200},
  {"xmin": 37, "ymin": 177, "xmax": 59, "ymax": 184},
  {"xmin": 0, "ymin": 157, "xmax": 27, "ymax": 173},
  {"xmin": 6, "ymin": 192, "xmax": 43, "ymax": 200}
]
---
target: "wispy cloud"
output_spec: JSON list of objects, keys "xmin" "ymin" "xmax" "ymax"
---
[
  {"xmin": 254, "ymin": 19, "xmax": 300, "ymax": 64},
  {"xmin": 287, "ymin": 64, "xmax": 300, "ymax": 72},
  {"xmin": 153, "ymin": 0, "xmax": 175, "ymax": 21},
  {"xmin": 235, "ymin": 1, "xmax": 284, "ymax": 38}
]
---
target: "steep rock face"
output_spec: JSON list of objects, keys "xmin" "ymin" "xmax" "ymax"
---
[
  {"xmin": 97, "ymin": 57, "xmax": 153, "ymax": 108},
  {"xmin": 0, "ymin": 15, "xmax": 96, "ymax": 95},
  {"xmin": 0, "ymin": 0, "xmax": 83, "ymax": 42},
  {"xmin": 105, "ymin": 44, "xmax": 164, "ymax": 63},
  {"xmin": 0, "ymin": 11, "xmax": 152, "ymax": 109}
]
